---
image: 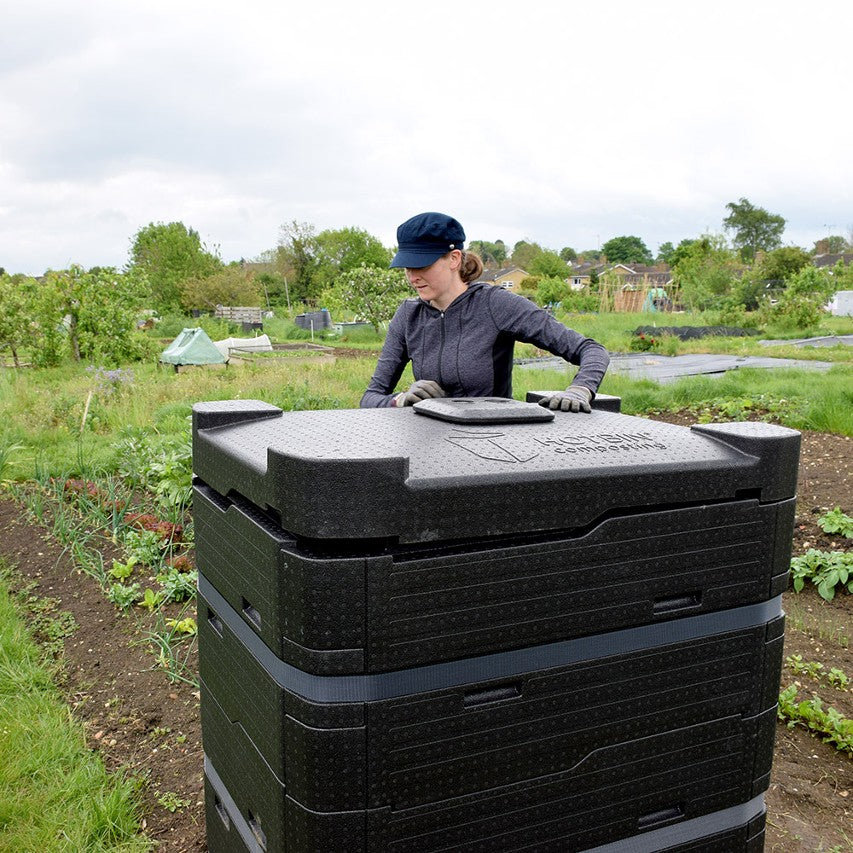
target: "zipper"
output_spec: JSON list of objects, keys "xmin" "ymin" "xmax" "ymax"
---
[{"xmin": 437, "ymin": 311, "xmax": 446, "ymax": 387}]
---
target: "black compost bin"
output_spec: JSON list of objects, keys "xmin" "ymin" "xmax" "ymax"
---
[{"xmin": 193, "ymin": 397, "xmax": 798, "ymax": 853}]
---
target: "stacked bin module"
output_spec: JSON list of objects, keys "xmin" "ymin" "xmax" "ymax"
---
[{"xmin": 192, "ymin": 397, "xmax": 800, "ymax": 853}]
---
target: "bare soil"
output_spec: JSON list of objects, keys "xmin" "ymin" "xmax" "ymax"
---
[{"xmin": 0, "ymin": 421, "xmax": 850, "ymax": 852}]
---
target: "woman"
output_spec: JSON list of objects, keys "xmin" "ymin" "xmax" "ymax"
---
[{"xmin": 360, "ymin": 212, "xmax": 609, "ymax": 411}]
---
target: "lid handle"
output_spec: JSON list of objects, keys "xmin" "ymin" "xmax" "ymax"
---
[{"xmin": 413, "ymin": 397, "xmax": 555, "ymax": 424}]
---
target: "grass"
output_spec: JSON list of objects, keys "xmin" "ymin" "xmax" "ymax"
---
[
  {"xmin": 0, "ymin": 560, "xmax": 150, "ymax": 851},
  {"xmin": 558, "ymin": 309, "xmax": 853, "ymax": 355},
  {"xmin": 1, "ymin": 310, "xmax": 852, "ymax": 484}
]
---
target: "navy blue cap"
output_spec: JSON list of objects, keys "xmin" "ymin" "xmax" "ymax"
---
[{"xmin": 390, "ymin": 212, "xmax": 466, "ymax": 268}]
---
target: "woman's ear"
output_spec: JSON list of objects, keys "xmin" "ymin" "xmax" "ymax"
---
[{"xmin": 448, "ymin": 249, "xmax": 463, "ymax": 271}]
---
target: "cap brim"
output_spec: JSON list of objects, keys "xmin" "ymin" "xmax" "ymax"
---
[{"xmin": 390, "ymin": 249, "xmax": 446, "ymax": 269}]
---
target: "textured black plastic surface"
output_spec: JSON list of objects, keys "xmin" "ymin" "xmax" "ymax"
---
[
  {"xmin": 192, "ymin": 401, "xmax": 800, "ymax": 543},
  {"xmin": 199, "ymin": 582, "xmax": 782, "ymax": 837},
  {"xmin": 413, "ymin": 396, "xmax": 556, "ymax": 423},
  {"xmin": 195, "ymin": 400, "xmax": 795, "ymax": 851},
  {"xmin": 195, "ymin": 482, "xmax": 794, "ymax": 674},
  {"xmin": 201, "ymin": 659, "xmax": 776, "ymax": 853},
  {"xmin": 205, "ymin": 753, "xmax": 766, "ymax": 853}
]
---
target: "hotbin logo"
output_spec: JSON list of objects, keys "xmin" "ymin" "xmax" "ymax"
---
[{"xmin": 444, "ymin": 429, "xmax": 539, "ymax": 464}]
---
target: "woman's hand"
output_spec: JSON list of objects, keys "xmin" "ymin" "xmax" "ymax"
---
[
  {"xmin": 394, "ymin": 380, "xmax": 446, "ymax": 407},
  {"xmin": 537, "ymin": 386, "xmax": 592, "ymax": 413}
]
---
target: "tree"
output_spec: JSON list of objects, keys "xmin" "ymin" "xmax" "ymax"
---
[
  {"xmin": 0, "ymin": 273, "xmax": 37, "ymax": 366},
  {"xmin": 180, "ymin": 266, "xmax": 263, "ymax": 312},
  {"xmin": 276, "ymin": 222, "xmax": 391, "ymax": 303},
  {"xmin": 829, "ymin": 258, "xmax": 853, "ymax": 290},
  {"xmin": 671, "ymin": 235, "xmax": 742, "ymax": 311},
  {"xmin": 656, "ymin": 242, "xmax": 675, "ymax": 264},
  {"xmin": 510, "ymin": 241, "xmax": 544, "ymax": 270},
  {"xmin": 536, "ymin": 276, "xmax": 570, "ymax": 306},
  {"xmin": 322, "ymin": 265, "xmax": 410, "ymax": 333},
  {"xmin": 468, "ymin": 240, "xmax": 508, "ymax": 268},
  {"xmin": 128, "ymin": 222, "xmax": 222, "ymax": 312},
  {"xmin": 528, "ymin": 250, "xmax": 569, "ymax": 279},
  {"xmin": 767, "ymin": 265, "xmax": 836, "ymax": 329},
  {"xmin": 668, "ymin": 239, "xmax": 700, "ymax": 268},
  {"xmin": 723, "ymin": 198, "xmax": 786, "ymax": 262},
  {"xmin": 754, "ymin": 246, "xmax": 812, "ymax": 283},
  {"xmin": 37, "ymin": 266, "xmax": 151, "ymax": 364},
  {"xmin": 601, "ymin": 235, "xmax": 652, "ymax": 265},
  {"xmin": 277, "ymin": 221, "xmax": 322, "ymax": 303},
  {"xmin": 559, "ymin": 247, "xmax": 578, "ymax": 263},
  {"xmin": 579, "ymin": 250, "xmax": 602, "ymax": 262},
  {"xmin": 315, "ymin": 227, "xmax": 391, "ymax": 284}
]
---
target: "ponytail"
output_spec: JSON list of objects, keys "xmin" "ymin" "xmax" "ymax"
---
[{"xmin": 459, "ymin": 250, "xmax": 484, "ymax": 283}]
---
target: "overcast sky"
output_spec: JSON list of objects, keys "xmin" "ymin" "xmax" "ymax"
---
[{"xmin": 2, "ymin": 0, "xmax": 851, "ymax": 276}]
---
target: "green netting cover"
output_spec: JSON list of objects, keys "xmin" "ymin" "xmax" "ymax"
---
[{"xmin": 160, "ymin": 328, "xmax": 227, "ymax": 365}]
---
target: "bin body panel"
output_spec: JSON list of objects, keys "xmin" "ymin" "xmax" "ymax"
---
[
  {"xmin": 199, "ymin": 581, "xmax": 782, "ymax": 840},
  {"xmin": 195, "ymin": 482, "xmax": 793, "ymax": 674},
  {"xmin": 202, "ymin": 673, "xmax": 774, "ymax": 852}
]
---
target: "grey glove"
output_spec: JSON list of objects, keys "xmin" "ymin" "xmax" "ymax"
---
[
  {"xmin": 395, "ymin": 379, "xmax": 446, "ymax": 407},
  {"xmin": 537, "ymin": 386, "xmax": 592, "ymax": 413}
]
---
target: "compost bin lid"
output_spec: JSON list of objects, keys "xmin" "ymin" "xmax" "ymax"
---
[{"xmin": 192, "ymin": 399, "xmax": 800, "ymax": 543}]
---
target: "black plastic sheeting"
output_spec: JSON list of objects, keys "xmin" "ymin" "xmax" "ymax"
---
[
  {"xmin": 520, "ymin": 352, "xmax": 834, "ymax": 383},
  {"xmin": 634, "ymin": 325, "xmax": 761, "ymax": 340},
  {"xmin": 759, "ymin": 334, "xmax": 853, "ymax": 348}
]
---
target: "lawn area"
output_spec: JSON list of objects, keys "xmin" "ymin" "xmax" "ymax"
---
[{"xmin": 0, "ymin": 560, "xmax": 150, "ymax": 851}]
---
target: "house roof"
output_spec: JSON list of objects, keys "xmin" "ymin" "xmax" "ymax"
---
[
  {"xmin": 477, "ymin": 266, "xmax": 526, "ymax": 282},
  {"xmin": 813, "ymin": 253, "xmax": 853, "ymax": 268},
  {"xmin": 568, "ymin": 261, "xmax": 607, "ymax": 276},
  {"xmin": 569, "ymin": 261, "xmax": 671, "ymax": 277}
]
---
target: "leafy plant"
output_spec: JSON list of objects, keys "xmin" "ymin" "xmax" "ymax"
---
[
  {"xmin": 122, "ymin": 528, "xmax": 167, "ymax": 569},
  {"xmin": 138, "ymin": 588, "xmax": 163, "ymax": 612},
  {"xmin": 155, "ymin": 791, "xmax": 191, "ymax": 813},
  {"xmin": 138, "ymin": 606, "xmax": 198, "ymax": 686},
  {"xmin": 785, "ymin": 656, "xmax": 850, "ymax": 691},
  {"xmin": 106, "ymin": 582, "xmax": 141, "ymax": 610},
  {"xmin": 109, "ymin": 558, "xmax": 136, "ymax": 580},
  {"xmin": 785, "ymin": 654, "xmax": 825, "ymax": 680},
  {"xmin": 827, "ymin": 668, "xmax": 850, "ymax": 691},
  {"xmin": 790, "ymin": 550, "xmax": 853, "ymax": 600},
  {"xmin": 166, "ymin": 616, "xmax": 197, "ymax": 636},
  {"xmin": 817, "ymin": 506, "xmax": 853, "ymax": 539},
  {"xmin": 778, "ymin": 684, "xmax": 853, "ymax": 754},
  {"xmin": 156, "ymin": 567, "xmax": 197, "ymax": 604}
]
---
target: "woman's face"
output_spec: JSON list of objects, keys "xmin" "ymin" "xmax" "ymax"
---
[{"xmin": 405, "ymin": 251, "xmax": 463, "ymax": 309}]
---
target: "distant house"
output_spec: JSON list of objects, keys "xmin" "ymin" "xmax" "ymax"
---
[
  {"xmin": 476, "ymin": 266, "xmax": 529, "ymax": 291},
  {"xmin": 568, "ymin": 261, "xmax": 672, "ymax": 290},
  {"xmin": 568, "ymin": 261, "xmax": 607, "ymax": 290}
]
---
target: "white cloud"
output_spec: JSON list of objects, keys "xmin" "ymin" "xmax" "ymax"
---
[{"xmin": 2, "ymin": 0, "xmax": 852, "ymax": 274}]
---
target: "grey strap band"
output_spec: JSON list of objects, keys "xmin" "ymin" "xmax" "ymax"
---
[{"xmin": 199, "ymin": 574, "xmax": 782, "ymax": 704}]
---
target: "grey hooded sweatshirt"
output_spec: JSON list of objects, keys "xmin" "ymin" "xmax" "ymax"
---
[{"xmin": 360, "ymin": 282, "xmax": 609, "ymax": 408}]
